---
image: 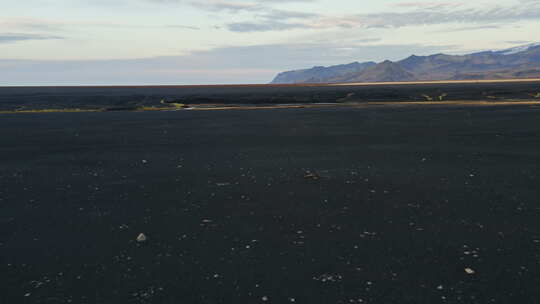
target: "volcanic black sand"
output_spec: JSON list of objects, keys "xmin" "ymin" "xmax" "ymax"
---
[
  {"xmin": 1, "ymin": 104, "xmax": 540, "ymax": 304},
  {"xmin": 1, "ymin": 80, "xmax": 540, "ymax": 111}
]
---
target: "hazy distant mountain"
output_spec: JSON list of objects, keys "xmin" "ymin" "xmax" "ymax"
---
[
  {"xmin": 271, "ymin": 43, "xmax": 540, "ymax": 84},
  {"xmin": 271, "ymin": 61, "xmax": 376, "ymax": 84},
  {"xmin": 338, "ymin": 60, "xmax": 416, "ymax": 83}
]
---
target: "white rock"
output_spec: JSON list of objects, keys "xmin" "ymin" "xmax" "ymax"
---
[{"xmin": 136, "ymin": 233, "xmax": 147, "ymax": 242}]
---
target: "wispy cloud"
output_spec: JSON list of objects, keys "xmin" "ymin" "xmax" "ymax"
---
[
  {"xmin": 189, "ymin": 0, "xmax": 261, "ymax": 12},
  {"xmin": 393, "ymin": 2, "xmax": 465, "ymax": 9},
  {"xmin": 146, "ymin": 0, "xmax": 318, "ymax": 31},
  {"xmin": 505, "ymin": 40, "xmax": 532, "ymax": 45},
  {"xmin": 225, "ymin": 0, "xmax": 540, "ymax": 32},
  {"xmin": 1, "ymin": 17, "xmax": 200, "ymax": 33},
  {"xmin": 0, "ymin": 33, "xmax": 63, "ymax": 44},
  {"xmin": 160, "ymin": 25, "xmax": 201, "ymax": 30},
  {"xmin": 227, "ymin": 21, "xmax": 309, "ymax": 32},
  {"xmin": 434, "ymin": 24, "xmax": 501, "ymax": 33},
  {"xmin": 147, "ymin": 0, "xmax": 314, "ymax": 11},
  {"xmin": 0, "ymin": 18, "xmax": 65, "ymax": 32}
]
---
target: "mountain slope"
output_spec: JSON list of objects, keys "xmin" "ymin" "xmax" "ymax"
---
[
  {"xmin": 270, "ymin": 61, "xmax": 376, "ymax": 84},
  {"xmin": 337, "ymin": 60, "xmax": 416, "ymax": 83},
  {"xmin": 271, "ymin": 43, "xmax": 540, "ymax": 84}
]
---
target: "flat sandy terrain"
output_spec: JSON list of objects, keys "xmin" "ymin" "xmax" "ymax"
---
[
  {"xmin": 1, "ymin": 103, "xmax": 540, "ymax": 303},
  {"xmin": 333, "ymin": 78, "xmax": 540, "ymax": 86},
  {"xmin": 2, "ymin": 80, "xmax": 540, "ymax": 111}
]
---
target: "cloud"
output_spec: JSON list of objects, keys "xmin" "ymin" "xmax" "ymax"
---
[
  {"xmin": 147, "ymin": 0, "xmax": 318, "ymax": 26},
  {"xmin": 189, "ymin": 0, "xmax": 261, "ymax": 12},
  {"xmin": 227, "ymin": 21, "xmax": 309, "ymax": 32},
  {"xmin": 147, "ymin": 0, "xmax": 314, "ymax": 11},
  {"xmin": 0, "ymin": 33, "xmax": 63, "ymax": 44},
  {"xmin": 393, "ymin": 2, "xmax": 465, "ymax": 9},
  {"xmin": 261, "ymin": 8, "xmax": 317, "ymax": 19},
  {"xmin": 162, "ymin": 25, "xmax": 201, "ymax": 30},
  {"xmin": 0, "ymin": 18, "xmax": 65, "ymax": 32},
  {"xmin": 434, "ymin": 24, "xmax": 501, "ymax": 33},
  {"xmin": 505, "ymin": 40, "xmax": 532, "ymax": 45},
  {"xmin": 2, "ymin": 1, "xmax": 314, "ymax": 34},
  {"xmin": 1, "ymin": 16, "xmax": 201, "ymax": 33},
  {"xmin": 225, "ymin": 0, "xmax": 540, "ymax": 32}
]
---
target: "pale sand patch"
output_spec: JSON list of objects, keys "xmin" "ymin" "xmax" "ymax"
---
[
  {"xmin": 331, "ymin": 79, "xmax": 540, "ymax": 87},
  {"xmin": 187, "ymin": 100, "xmax": 540, "ymax": 111}
]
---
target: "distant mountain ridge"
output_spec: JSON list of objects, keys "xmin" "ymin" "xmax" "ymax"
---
[
  {"xmin": 270, "ymin": 43, "xmax": 540, "ymax": 84},
  {"xmin": 271, "ymin": 61, "xmax": 376, "ymax": 84}
]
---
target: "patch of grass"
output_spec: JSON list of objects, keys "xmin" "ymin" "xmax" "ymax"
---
[
  {"xmin": 529, "ymin": 93, "xmax": 540, "ymax": 98},
  {"xmin": 0, "ymin": 108, "xmax": 102, "ymax": 114},
  {"xmin": 136, "ymin": 103, "xmax": 186, "ymax": 111},
  {"xmin": 0, "ymin": 103, "xmax": 188, "ymax": 114},
  {"xmin": 438, "ymin": 93, "xmax": 448, "ymax": 101},
  {"xmin": 420, "ymin": 93, "xmax": 447, "ymax": 101},
  {"xmin": 135, "ymin": 106, "xmax": 167, "ymax": 111},
  {"xmin": 160, "ymin": 99, "xmax": 186, "ymax": 108},
  {"xmin": 169, "ymin": 103, "xmax": 186, "ymax": 108},
  {"xmin": 421, "ymin": 94, "xmax": 433, "ymax": 101}
]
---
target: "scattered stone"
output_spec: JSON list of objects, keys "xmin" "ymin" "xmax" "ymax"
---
[
  {"xmin": 304, "ymin": 171, "xmax": 320, "ymax": 180},
  {"xmin": 313, "ymin": 273, "xmax": 343, "ymax": 283},
  {"xmin": 262, "ymin": 296, "xmax": 269, "ymax": 302},
  {"xmin": 136, "ymin": 233, "xmax": 148, "ymax": 242},
  {"xmin": 464, "ymin": 268, "xmax": 475, "ymax": 275},
  {"xmin": 142, "ymin": 160, "xmax": 148, "ymax": 164}
]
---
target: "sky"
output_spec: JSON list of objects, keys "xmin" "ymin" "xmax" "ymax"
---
[{"xmin": 1, "ymin": 0, "xmax": 539, "ymax": 85}]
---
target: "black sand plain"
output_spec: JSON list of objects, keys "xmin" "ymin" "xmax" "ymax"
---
[
  {"xmin": 1, "ymin": 85, "xmax": 540, "ymax": 304},
  {"xmin": 1, "ymin": 80, "xmax": 540, "ymax": 110}
]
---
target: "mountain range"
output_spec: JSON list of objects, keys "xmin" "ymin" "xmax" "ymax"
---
[{"xmin": 270, "ymin": 43, "xmax": 540, "ymax": 84}]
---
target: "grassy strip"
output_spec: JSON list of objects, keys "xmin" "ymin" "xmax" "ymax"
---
[
  {"xmin": 0, "ymin": 103, "xmax": 186, "ymax": 114},
  {"xmin": 136, "ymin": 103, "xmax": 185, "ymax": 111},
  {"xmin": 187, "ymin": 100, "xmax": 540, "ymax": 111},
  {"xmin": 2, "ymin": 101, "xmax": 540, "ymax": 114},
  {"xmin": 0, "ymin": 108, "xmax": 103, "ymax": 114}
]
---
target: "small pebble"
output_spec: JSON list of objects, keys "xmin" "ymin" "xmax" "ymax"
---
[{"xmin": 136, "ymin": 233, "xmax": 147, "ymax": 242}]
